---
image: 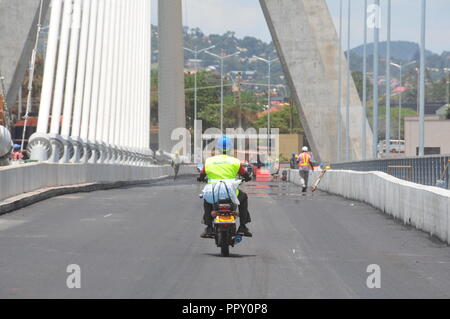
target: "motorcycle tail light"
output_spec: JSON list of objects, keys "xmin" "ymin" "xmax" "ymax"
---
[{"xmin": 219, "ymin": 205, "xmax": 232, "ymax": 211}]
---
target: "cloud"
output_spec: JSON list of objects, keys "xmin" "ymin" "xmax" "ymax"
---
[
  {"xmin": 152, "ymin": 0, "xmax": 272, "ymax": 42},
  {"xmin": 152, "ymin": 0, "xmax": 450, "ymax": 53},
  {"xmin": 326, "ymin": 0, "xmax": 450, "ymax": 54}
]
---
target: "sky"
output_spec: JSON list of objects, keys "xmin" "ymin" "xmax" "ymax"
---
[{"xmin": 151, "ymin": 0, "xmax": 450, "ymax": 54}]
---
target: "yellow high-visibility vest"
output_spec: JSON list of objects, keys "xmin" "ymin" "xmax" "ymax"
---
[
  {"xmin": 205, "ymin": 155, "xmax": 241, "ymax": 182},
  {"xmin": 299, "ymin": 152, "xmax": 311, "ymax": 167}
]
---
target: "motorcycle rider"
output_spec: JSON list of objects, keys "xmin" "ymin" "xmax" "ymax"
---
[{"xmin": 197, "ymin": 136, "xmax": 253, "ymax": 238}]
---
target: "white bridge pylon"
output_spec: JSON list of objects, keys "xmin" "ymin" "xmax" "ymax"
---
[{"xmin": 29, "ymin": 0, "xmax": 152, "ymax": 165}]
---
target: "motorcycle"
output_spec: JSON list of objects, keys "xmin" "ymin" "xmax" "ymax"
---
[
  {"xmin": 212, "ymin": 199, "xmax": 242, "ymax": 257},
  {"xmin": 281, "ymin": 170, "xmax": 288, "ymax": 181},
  {"xmin": 200, "ymin": 179, "xmax": 247, "ymax": 257}
]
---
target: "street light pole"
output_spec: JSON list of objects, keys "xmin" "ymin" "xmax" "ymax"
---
[
  {"xmin": 253, "ymin": 55, "xmax": 279, "ymax": 155},
  {"xmin": 445, "ymin": 67, "xmax": 450, "ymax": 107},
  {"xmin": 337, "ymin": 0, "xmax": 343, "ymax": 162},
  {"xmin": 268, "ymin": 59, "xmax": 271, "ymax": 140},
  {"xmin": 391, "ymin": 60, "xmax": 416, "ymax": 150},
  {"xmin": 419, "ymin": 0, "xmax": 426, "ymax": 156},
  {"xmin": 345, "ymin": 0, "xmax": 351, "ymax": 161},
  {"xmin": 184, "ymin": 45, "xmax": 215, "ymax": 163},
  {"xmin": 385, "ymin": 0, "xmax": 392, "ymax": 156},
  {"xmin": 362, "ymin": 0, "xmax": 368, "ymax": 160},
  {"xmin": 373, "ymin": 0, "xmax": 380, "ymax": 158},
  {"xmin": 205, "ymin": 50, "xmax": 240, "ymax": 134},
  {"xmin": 399, "ymin": 65, "xmax": 402, "ymax": 145}
]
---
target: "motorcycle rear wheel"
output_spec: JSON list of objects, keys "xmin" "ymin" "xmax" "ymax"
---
[{"xmin": 218, "ymin": 231, "xmax": 230, "ymax": 257}]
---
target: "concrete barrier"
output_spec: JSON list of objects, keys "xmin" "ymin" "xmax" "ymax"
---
[
  {"xmin": 289, "ymin": 169, "xmax": 450, "ymax": 244},
  {"xmin": 0, "ymin": 163, "xmax": 197, "ymax": 214}
]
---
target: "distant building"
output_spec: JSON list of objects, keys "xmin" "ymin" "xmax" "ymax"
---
[{"xmin": 404, "ymin": 115, "xmax": 450, "ymax": 156}]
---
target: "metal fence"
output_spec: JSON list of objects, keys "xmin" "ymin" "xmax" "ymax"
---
[{"xmin": 332, "ymin": 155, "xmax": 450, "ymax": 189}]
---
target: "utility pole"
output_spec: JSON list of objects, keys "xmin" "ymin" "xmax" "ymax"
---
[{"xmin": 236, "ymin": 72, "xmax": 242, "ymax": 129}]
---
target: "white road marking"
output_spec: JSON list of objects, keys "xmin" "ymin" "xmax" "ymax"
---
[
  {"xmin": 58, "ymin": 195, "xmax": 82, "ymax": 199},
  {"xmin": 104, "ymin": 214, "xmax": 112, "ymax": 218}
]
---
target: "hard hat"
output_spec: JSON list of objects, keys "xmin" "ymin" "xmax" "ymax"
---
[
  {"xmin": 216, "ymin": 136, "xmax": 233, "ymax": 151},
  {"xmin": 302, "ymin": 146, "xmax": 309, "ymax": 152},
  {"xmin": 13, "ymin": 144, "xmax": 21, "ymax": 151},
  {"xmin": 292, "ymin": 152, "xmax": 296, "ymax": 156}
]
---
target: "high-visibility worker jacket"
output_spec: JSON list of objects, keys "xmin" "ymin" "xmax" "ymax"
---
[
  {"xmin": 201, "ymin": 155, "xmax": 248, "ymax": 197},
  {"xmin": 204, "ymin": 155, "xmax": 242, "ymax": 182},
  {"xmin": 298, "ymin": 152, "xmax": 314, "ymax": 170}
]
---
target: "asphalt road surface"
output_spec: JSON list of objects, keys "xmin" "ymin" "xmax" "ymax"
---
[{"xmin": 0, "ymin": 176, "xmax": 449, "ymax": 298}]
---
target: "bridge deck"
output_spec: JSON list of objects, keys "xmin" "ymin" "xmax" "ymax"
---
[{"xmin": 0, "ymin": 176, "xmax": 449, "ymax": 298}]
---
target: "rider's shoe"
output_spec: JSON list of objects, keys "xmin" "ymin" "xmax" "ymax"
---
[
  {"xmin": 200, "ymin": 226, "xmax": 214, "ymax": 239},
  {"xmin": 237, "ymin": 225, "xmax": 253, "ymax": 237}
]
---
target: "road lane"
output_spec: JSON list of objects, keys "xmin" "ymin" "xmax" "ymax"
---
[{"xmin": 0, "ymin": 176, "xmax": 449, "ymax": 298}]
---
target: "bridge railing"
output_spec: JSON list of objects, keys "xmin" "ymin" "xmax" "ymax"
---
[{"xmin": 332, "ymin": 155, "xmax": 450, "ymax": 189}]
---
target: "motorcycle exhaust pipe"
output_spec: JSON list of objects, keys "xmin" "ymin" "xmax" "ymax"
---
[{"xmin": 233, "ymin": 235, "xmax": 243, "ymax": 245}]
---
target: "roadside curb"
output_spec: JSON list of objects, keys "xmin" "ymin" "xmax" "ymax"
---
[{"xmin": 0, "ymin": 176, "xmax": 175, "ymax": 216}]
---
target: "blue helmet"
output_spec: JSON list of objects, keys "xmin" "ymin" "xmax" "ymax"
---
[{"xmin": 216, "ymin": 136, "xmax": 233, "ymax": 151}]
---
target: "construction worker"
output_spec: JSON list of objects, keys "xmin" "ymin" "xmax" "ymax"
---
[
  {"xmin": 289, "ymin": 152, "xmax": 297, "ymax": 169},
  {"xmin": 197, "ymin": 136, "xmax": 252, "ymax": 238},
  {"xmin": 171, "ymin": 152, "xmax": 182, "ymax": 180},
  {"xmin": 12, "ymin": 144, "xmax": 23, "ymax": 161},
  {"xmin": 297, "ymin": 146, "xmax": 314, "ymax": 193}
]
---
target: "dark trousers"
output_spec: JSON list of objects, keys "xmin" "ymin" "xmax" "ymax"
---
[
  {"xmin": 173, "ymin": 164, "xmax": 180, "ymax": 179},
  {"xmin": 300, "ymin": 170, "xmax": 310, "ymax": 187},
  {"xmin": 203, "ymin": 190, "xmax": 251, "ymax": 227}
]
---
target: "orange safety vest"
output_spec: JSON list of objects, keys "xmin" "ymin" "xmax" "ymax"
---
[{"xmin": 298, "ymin": 152, "xmax": 311, "ymax": 167}]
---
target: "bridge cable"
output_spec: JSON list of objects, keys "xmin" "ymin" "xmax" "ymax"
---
[{"xmin": 21, "ymin": 0, "xmax": 45, "ymax": 153}]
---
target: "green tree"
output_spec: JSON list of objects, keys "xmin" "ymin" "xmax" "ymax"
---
[
  {"xmin": 352, "ymin": 71, "xmax": 373, "ymax": 101},
  {"xmin": 253, "ymin": 104, "xmax": 303, "ymax": 134},
  {"xmin": 367, "ymin": 105, "xmax": 416, "ymax": 140}
]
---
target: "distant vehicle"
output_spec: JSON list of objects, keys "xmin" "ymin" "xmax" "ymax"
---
[
  {"xmin": 378, "ymin": 140, "xmax": 405, "ymax": 153},
  {"xmin": 12, "ymin": 116, "xmax": 38, "ymax": 150},
  {"xmin": 242, "ymin": 162, "xmax": 254, "ymax": 178}
]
